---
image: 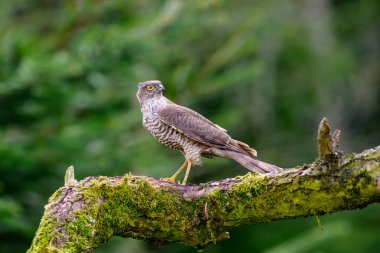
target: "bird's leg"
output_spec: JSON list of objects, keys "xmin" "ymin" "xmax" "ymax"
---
[
  {"xmin": 181, "ymin": 161, "xmax": 192, "ymax": 185},
  {"xmin": 164, "ymin": 160, "xmax": 188, "ymax": 183}
]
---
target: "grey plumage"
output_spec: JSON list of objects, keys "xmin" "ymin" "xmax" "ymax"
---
[{"xmin": 136, "ymin": 80, "xmax": 282, "ymax": 184}]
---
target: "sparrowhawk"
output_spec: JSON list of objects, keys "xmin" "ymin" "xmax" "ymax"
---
[{"xmin": 137, "ymin": 80, "xmax": 282, "ymax": 184}]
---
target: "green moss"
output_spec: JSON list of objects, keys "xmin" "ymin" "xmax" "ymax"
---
[
  {"xmin": 28, "ymin": 148, "xmax": 380, "ymax": 251},
  {"xmin": 48, "ymin": 188, "xmax": 65, "ymax": 203}
]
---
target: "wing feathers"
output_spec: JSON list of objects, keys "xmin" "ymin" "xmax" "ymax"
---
[
  {"xmin": 158, "ymin": 103, "xmax": 258, "ymax": 157},
  {"xmin": 158, "ymin": 104, "xmax": 231, "ymax": 148}
]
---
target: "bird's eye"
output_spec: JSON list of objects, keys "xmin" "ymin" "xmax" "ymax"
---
[{"xmin": 146, "ymin": 85, "xmax": 154, "ymax": 91}]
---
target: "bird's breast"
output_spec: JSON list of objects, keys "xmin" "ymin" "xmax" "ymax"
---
[
  {"xmin": 143, "ymin": 115, "xmax": 184, "ymax": 150},
  {"xmin": 140, "ymin": 99, "xmax": 207, "ymax": 163}
]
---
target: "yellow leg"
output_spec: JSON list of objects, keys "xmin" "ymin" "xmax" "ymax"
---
[
  {"xmin": 181, "ymin": 161, "xmax": 192, "ymax": 185},
  {"xmin": 165, "ymin": 160, "xmax": 188, "ymax": 183}
]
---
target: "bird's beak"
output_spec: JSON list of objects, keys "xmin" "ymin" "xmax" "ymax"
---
[{"xmin": 159, "ymin": 84, "xmax": 165, "ymax": 92}]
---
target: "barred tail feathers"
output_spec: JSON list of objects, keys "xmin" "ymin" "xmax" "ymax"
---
[
  {"xmin": 228, "ymin": 139, "xmax": 258, "ymax": 157},
  {"xmin": 221, "ymin": 149, "xmax": 282, "ymax": 174}
]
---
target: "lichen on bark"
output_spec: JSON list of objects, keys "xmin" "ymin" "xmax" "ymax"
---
[{"xmin": 28, "ymin": 145, "xmax": 380, "ymax": 252}]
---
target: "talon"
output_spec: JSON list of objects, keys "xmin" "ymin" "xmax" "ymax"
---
[
  {"xmin": 160, "ymin": 160, "xmax": 192, "ymax": 185},
  {"xmin": 161, "ymin": 177, "xmax": 175, "ymax": 183},
  {"xmin": 161, "ymin": 160, "xmax": 188, "ymax": 184}
]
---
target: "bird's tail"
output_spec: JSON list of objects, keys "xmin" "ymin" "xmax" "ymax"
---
[{"xmin": 221, "ymin": 149, "xmax": 282, "ymax": 174}]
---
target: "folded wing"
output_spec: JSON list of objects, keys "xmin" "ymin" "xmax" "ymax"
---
[{"xmin": 158, "ymin": 104, "xmax": 231, "ymax": 149}]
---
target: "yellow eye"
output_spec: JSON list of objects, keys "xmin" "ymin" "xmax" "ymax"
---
[{"xmin": 146, "ymin": 85, "xmax": 154, "ymax": 91}]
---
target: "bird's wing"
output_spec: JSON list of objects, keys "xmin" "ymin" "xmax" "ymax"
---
[{"xmin": 157, "ymin": 104, "xmax": 231, "ymax": 148}]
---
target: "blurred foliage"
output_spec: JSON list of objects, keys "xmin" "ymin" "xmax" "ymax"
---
[{"xmin": 0, "ymin": 0, "xmax": 379, "ymax": 252}]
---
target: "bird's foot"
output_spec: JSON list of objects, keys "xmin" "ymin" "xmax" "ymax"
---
[
  {"xmin": 160, "ymin": 177, "xmax": 176, "ymax": 183},
  {"xmin": 160, "ymin": 177, "xmax": 183, "ymax": 184},
  {"xmin": 160, "ymin": 160, "xmax": 189, "ymax": 184}
]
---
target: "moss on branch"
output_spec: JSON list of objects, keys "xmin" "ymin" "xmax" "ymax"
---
[
  {"xmin": 28, "ymin": 119, "xmax": 380, "ymax": 252},
  {"xmin": 28, "ymin": 146, "xmax": 380, "ymax": 252}
]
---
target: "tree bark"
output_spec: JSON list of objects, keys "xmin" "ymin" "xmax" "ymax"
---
[{"xmin": 28, "ymin": 120, "xmax": 380, "ymax": 252}]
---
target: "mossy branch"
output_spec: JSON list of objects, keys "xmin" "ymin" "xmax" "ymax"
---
[{"xmin": 28, "ymin": 120, "xmax": 380, "ymax": 252}]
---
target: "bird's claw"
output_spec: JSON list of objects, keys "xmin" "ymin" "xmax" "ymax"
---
[{"xmin": 160, "ymin": 177, "xmax": 175, "ymax": 183}]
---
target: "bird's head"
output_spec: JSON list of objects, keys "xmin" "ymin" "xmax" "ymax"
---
[{"xmin": 136, "ymin": 80, "xmax": 166, "ymax": 103}]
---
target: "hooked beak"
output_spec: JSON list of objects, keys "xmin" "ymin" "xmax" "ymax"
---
[{"xmin": 158, "ymin": 84, "xmax": 165, "ymax": 92}]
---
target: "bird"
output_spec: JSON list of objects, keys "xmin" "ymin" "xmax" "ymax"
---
[{"xmin": 136, "ymin": 80, "xmax": 282, "ymax": 185}]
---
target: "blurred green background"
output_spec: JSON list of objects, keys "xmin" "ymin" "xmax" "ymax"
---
[{"xmin": 0, "ymin": 0, "xmax": 379, "ymax": 252}]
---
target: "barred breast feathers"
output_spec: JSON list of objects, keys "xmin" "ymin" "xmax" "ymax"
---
[{"xmin": 140, "ymin": 97, "xmax": 188, "ymax": 151}]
